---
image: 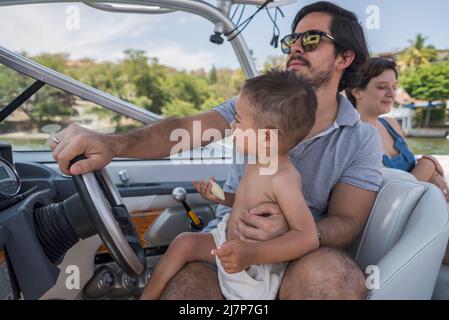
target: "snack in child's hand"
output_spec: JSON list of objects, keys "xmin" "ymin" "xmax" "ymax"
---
[{"xmin": 210, "ymin": 180, "xmax": 225, "ymax": 201}]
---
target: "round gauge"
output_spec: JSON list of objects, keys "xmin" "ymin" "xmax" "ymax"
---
[{"xmin": 0, "ymin": 158, "xmax": 20, "ymax": 199}]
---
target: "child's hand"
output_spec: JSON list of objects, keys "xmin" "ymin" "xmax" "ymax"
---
[
  {"xmin": 211, "ymin": 239, "xmax": 255, "ymax": 274},
  {"xmin": 192, "ymin": 177, "xmax": 224, "ymax": 203}
]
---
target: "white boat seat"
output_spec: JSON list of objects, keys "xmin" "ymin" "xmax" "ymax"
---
[
  {"xmin": 351, "ymin": 168, "xmax": 449, "ymax": 299},
  {"xmin": 433, "ymin": 265, "xmax": 449, "ymax": 299}
]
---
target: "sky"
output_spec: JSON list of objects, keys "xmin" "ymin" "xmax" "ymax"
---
[{"xmin": 0, "ymin": 0, "xmax": 448, "ymax": 71}]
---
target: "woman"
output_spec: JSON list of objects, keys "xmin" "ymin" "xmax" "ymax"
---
[{"xmin": 346, "ymin": 57, "xmax": 449, "ymax": 263}]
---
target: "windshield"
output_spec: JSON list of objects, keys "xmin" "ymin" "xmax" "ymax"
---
[{"xmin": 0, "ymin": 1, "xmax": 448, "ymax": 155}]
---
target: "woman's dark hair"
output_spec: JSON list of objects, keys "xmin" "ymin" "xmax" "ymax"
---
[
  {"xmin": 292, "ymin": 1, "xmax": 369, "ymax": 92},
  {"xmin": 345, "ymin": 57, "xmax": 398, "ymax": 107}
]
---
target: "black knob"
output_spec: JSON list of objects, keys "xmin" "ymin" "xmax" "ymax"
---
[
  {"xmin": 83, "ymin": 266, "xmax": 116, "ymax": 299},
  {"xmin": 210, "ymin": 32, "xmax": 224, "ymax": 45}
]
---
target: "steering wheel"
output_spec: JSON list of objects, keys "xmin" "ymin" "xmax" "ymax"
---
[{"xmin": 70, "ymin": 156, "xmax": 146, "ymax": 277}]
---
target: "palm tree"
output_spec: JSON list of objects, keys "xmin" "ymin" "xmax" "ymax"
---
[{"xmin": 397, "ymin": 34, "xmax": 437, "ymax": 70}]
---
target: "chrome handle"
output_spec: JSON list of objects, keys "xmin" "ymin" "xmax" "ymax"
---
[{"xmin": 118, "ymin": 170, "xmax": 130, "ymax": 187}]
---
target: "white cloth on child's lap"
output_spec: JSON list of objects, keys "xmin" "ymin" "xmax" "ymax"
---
[{"xmin": 210, "ymin": 213, "xmax": 287, "ymax": 300}]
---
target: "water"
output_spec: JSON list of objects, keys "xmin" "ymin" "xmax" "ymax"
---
[
  {"xmin": 407, "ymin": 137, "xmax": 449, "ymax": 155},
  {"xmin": 0, "ymin": 137, "xmax": 48, "ymax": 151}
]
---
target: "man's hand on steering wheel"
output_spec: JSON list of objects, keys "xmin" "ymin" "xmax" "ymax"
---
[
  {"xmin": 50, "ymin": 124, "xmax": 114, "ymax": 176},
  {"xmin": 234, "ymin": 202, "xmax": 289, "ymax": 242}
]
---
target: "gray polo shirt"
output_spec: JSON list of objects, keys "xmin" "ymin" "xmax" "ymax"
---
[{"xmin": 204, "ymin": 94, "xmax": 383, "ymax": 231}]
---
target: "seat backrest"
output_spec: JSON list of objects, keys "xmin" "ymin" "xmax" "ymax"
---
[{"xmin": 352, "ymin": 168, "xmax": 449, "ymax": 299}]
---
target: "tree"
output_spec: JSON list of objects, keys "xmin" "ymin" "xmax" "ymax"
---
[
  {"xmin": 262, "ymin": 55, "xmax": 287, "ymax": 72},
  {"xmin": 0, "ymin": 65, "xmax": 33, "ymax": 107},
  {"xmin": 400, "ymin": 62, "xmax": 449, "ymax": 101},
  {"xmin": 0, "ymin": 53, "xmax": 77, "ymax": 123},
  {"xmin": 34, "ymin": 52, "xmax": 70, "ymax": 73},
  {"xmin": 29, "ymin": 87, "xmax": 77, "ymax": 122},
  {"xmin": 161, "ymin": 99, "xmax": 197, "ymax": 117},
  {"xmin": 199, "ymin": 95, "xmax": 225, "ymax": 113},
  {"xmin": 1, "ymin": 49, "xmax": 249, "ymax": 125},
  {"xmin": 22, "ymin": 53, "xmax": 77, "ymax": 122},
  {"xmin": 209, "ymin": 65, "xmax": 218, "ymax": 84},
  {"xmin": 165, "ymin": 72, "xmax": 211, "ymax": 108},
  {"xmin": 397, "ymin": 34, "xmax": 438, "ymax": 71},
  {"xmin": 122, "ymin": 50, "xmax": 170, "ymax": 114},
  {"xmin": 400, "ymin": 62, "xmax": 449, "ymax": 127}
]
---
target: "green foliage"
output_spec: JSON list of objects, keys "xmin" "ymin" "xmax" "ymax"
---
[
  {"xmin": 208, "ymin": 68, "xmax": 245, "ymax": 102},
  {"xmin": 262, "ymin": 55, "xmax": 287, "ymax": 72},
  {"xmin": 0, "ymin": 65, "xmax": 33, "ymax": 106},
  {"xmin": 397, "ymin": 34, "xmax": 438, "ymax": 70},
  {"xmin": 166, "ymin": 72, "xmax": 211, "ymax": 107},
  {"xmin": 29, "ymin": 53, "xmax": 76, "ymax": 121},
  {"xmin": 161, "ymin": 98, "xmax": 197, "ymax": 117},
  {"xmin": 1, "ymin": 55, "xmax": 75, "ymax": 123},
  {"xmin": 400, "ymin": 62, "xmax": 449, "ymax": 101},
  {"xmin": 199, "ymin": 96, "xmax": 226, "ymax": 113},
  {"xmin": 430, "ymin": 107, "xmax": 447, "ymax": 125},
  {"xmin": 0, "ymin": 50, "xmax": 251, "ymax": 127},
  {"xmin": 209, "ymin": 65, "xmax": 218, "ymax": 84},
  {"xmin": 34, "ymin": 52, "xmax": 69, "ymax": 73},
  {"xmin": 28, "ymin": 87, "xmax": 77, "ymax": 121},
  {"xmin": 121, "ymin": 50, "xmax": 170, "ymax": 114},
  {"xmin": 413, "ymin": 106, "xmax": 448, "ymax": 128}
]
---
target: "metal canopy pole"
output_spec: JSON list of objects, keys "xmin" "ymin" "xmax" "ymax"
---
[{"xmin": 84, "ymin": 2, "xmax": 176, "ymax": 14}]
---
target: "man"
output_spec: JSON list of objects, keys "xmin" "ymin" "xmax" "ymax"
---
[{"xmin": 51, "ymin": 2, "xmax": 382, "ymax": 299}]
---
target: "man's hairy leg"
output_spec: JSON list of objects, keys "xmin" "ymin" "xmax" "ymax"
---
[
  {"xmin": 278, "ymin": 247, "xmax": 367, "ymax": 300},
  {"xmin": 160, "ymin": 262, "xmax": 224, "ymax": 300}
]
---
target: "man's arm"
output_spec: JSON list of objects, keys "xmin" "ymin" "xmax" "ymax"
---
[
  {"xmin": 51, "ymin": 110, "xmax": 229, "ymax": 175},
  {"xmin": 112, "ymin": 110, "xmax": 229, "ymax": 159},
  {"xmin": 317, "ymin": 183, "xmax": 377, "ymax": 248},
  {"xmin": 317, "ymin": 127, "xmax": 383, "ymax": 248}
]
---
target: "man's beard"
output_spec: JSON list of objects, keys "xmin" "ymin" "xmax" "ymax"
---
[
  {"xmin": 287, "ymin": 55, "xmax": 334, "ymax": 90},
  {"xmin": 306, "ymin": 64, "xmax": 333, "ymax": 90}
]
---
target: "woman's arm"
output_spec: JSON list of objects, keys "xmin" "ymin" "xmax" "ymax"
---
[
  {"xmin": 411, "ymin": 157, "xmax": 437, "ymax": 182},
  {"xmin": 429, "ymin": 172, "xmax": 449, "ymax": 202},
  {"xmin": 421, "ymin": 155, "xmax": 445, "ymax": 176}
]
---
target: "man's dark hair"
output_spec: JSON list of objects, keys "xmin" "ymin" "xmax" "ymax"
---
[
  {"xmin": 292, "ymin": 1, "xmax": 369, "ymax": 92},
  {"xmin": 241, "ymin": 69, "xmax": 317, "ymax": 146},
  {"xmin": 345, "ymin": 57, "xmax": 398, "ymax": 107}
]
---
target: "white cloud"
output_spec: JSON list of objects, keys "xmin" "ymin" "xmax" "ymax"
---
[
  {"xmin": 0, "ymin": 3, "xmax": 161, "ymax": 61},
  {"xmin": 146, "ymin": 44, "xmax": 216, "ymax": 71},
  {"xmin": 0, "ymin": 3, "xmax": 226, "ymax": 71}
]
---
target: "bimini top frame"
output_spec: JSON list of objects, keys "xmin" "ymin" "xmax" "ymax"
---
[{"xmin": 0, "ymin": 0, "xmax": 277, "ymax": 124}]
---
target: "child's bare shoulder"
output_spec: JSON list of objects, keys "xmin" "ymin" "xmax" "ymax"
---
[{"xmin": 271, "ymin": 162, "xmax": 301, "ymax": 190}]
